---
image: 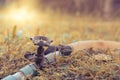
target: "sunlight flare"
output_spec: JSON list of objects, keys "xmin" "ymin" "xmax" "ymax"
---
[{"xmin": 5, "ymin": 8, "xmax": 36, "ymax": 22}]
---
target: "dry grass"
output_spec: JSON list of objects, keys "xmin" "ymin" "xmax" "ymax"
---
[
  {"xmin": 33, "ymin": 49, "xmax": 120, "ymax": 80},
  {"xmin": 0, "ymin": 12, "xmax": 120, "ymax": 80}
]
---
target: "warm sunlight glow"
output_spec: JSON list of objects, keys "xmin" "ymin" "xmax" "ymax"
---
[
  {"xmin": 6, "ymin": 8, "xmax": 35, "ymax": 22},
  {"xmin": 2, "ymin": 0, "xmax": 51, "ymax": 26},
  {"xmin": 3, "ymin": 6, "xmax": 46, "ymax": 26},
  {"xmin": 9, "ymin": 9, "xmax": 28, "ymax": 21}
]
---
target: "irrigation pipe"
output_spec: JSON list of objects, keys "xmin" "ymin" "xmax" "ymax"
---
[
  {"xmin": 2, "ymin": 51, "xmax": 62, "ymax": 80},
  {"xmin": 2, "ymin": 40, "xmax": 120, "ymax": 80}
]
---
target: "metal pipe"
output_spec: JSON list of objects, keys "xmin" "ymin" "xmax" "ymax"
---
[{"xmin": 2, "ymin": 51, "xmax": 61, "ymax": 80}]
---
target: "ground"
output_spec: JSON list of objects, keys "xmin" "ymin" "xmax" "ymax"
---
[{"xmin": 0, "ymin": 12, "xmax": 120, "ymax": 80}]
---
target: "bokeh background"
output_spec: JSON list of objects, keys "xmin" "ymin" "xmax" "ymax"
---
[{"xmin": 0, "ymin": 0, "xmax": 120, "ymax": 45}]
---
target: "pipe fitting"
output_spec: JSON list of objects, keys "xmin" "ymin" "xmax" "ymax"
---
[
  {"xmin": 2, "ymin": 64, "xmax": 37, "ymax": 80},
  {"xmin": 20, "ymin": 64, "xmax": 37, "ymax": 77}
]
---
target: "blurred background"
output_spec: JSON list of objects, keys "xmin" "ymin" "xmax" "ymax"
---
[
  {"xmin": 0, "ymin": 0, "xmax": 120, "ymax": 44},
  {"xmin": 1, "ymin": 0, "xmax": 120, "ymax": 19}
]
